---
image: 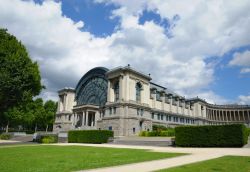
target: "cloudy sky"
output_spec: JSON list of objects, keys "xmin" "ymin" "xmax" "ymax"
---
[{"xmin": 0, "ymin": 0, "xmax": 250, "ymax": 104}]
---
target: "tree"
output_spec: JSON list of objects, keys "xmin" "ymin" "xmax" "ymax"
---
[
  {"xmin": 3, "ymin": 106, "xmax": 24, "ymax": 132},
  {"xmin": 44, "ymin": 100, "xmax": 57, "ymax": 132},
  {"xmin": 32, "ymin": 98, "xmax": 45, "ymax": 132},
  {"xmin": 0, "ymin": 29, "xmax": 42, "ymax": 132}
]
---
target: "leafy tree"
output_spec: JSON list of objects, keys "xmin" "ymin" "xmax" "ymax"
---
[
  {"xmin": 32, "ymin": 98, "xmax": 45, "ymax": 132},
  {"xmin": 44, "ymin": 100, "xmax": 57, "ymax": 132},
  {"xmin": 0, "ymin": 29, "xmax": 42, "ymax": 132},
  {"xmin": 3, "ymin": 106, "xmax": 24, "ymax": 132}
]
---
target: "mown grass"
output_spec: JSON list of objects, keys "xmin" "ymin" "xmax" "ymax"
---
[
  {"xmin": 157, "ymin": 156, "xmax": 250, "ymax": 172},
  {"xmin": 0, "ymin": 145, "xmax": 183, "ymax": 172}
]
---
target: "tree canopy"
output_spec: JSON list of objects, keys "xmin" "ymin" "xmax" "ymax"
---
[
  {"xmin": 0, "ymin": 28, "xmax": 44, "ymax": 132},
  {"xmin": 0, "ymin": 29, "xmax": 43, "ymax": 129}
]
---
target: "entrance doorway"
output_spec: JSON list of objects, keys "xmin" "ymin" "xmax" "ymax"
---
[
  {"xmin": 87, "ymin": 111, "xmax": 96, "ymax": 126},
  {"xmin": 139, "ymin": 121, "xmax": 143, "ymax": 131}
]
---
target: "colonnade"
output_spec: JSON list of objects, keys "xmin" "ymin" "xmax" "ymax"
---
[
  {"xmin": 206, "ymin": 108, "xmax": 250, "ymax": 123},
  {"xmin": 73, "ymin": 111, "xmax": 97, "ymax": 127}
]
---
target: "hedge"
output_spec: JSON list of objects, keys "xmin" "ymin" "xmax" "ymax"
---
[
  {"xmin": 175, "ymin": 124, "xmax": 248, "ymax": 147},
  {"xmin": 247, "ymin": 128, "xmax": 250, "ymax": 137},
  {"xmin": 68, "ymin": 130, "xmax": 114, "ymax": 144}
]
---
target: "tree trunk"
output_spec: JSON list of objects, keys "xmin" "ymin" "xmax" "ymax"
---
[
  {"xmin": 35, "ymin": 123, "xmax": 37, "ymax": 133},
  {"xmin": 5, "ymin": 121, "xmax": 9, "ymax": 133},
  {"xmin": 46, "ymin": 125, "xmax": 48, "ymax": 133}
]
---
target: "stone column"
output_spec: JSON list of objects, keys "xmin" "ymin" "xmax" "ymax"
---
[
  {"xmin": 161, "ymin": 92, "xmax": 165, "ymax": 111},
  {"xmin": 91, "ymin": 113, "xmax": 94, "ymax": 127},
  {"xmin": 84, "ymin": 111, "xmax": 86, "ymax": 126},
  {"xmin": 213, "ymin": 110, "xmax": 215, "ymax": 121},
  {"xmin": 107, "ymin": 80, "xmax": 111, "ymax": 102},
  {"xmin": 72, "ymin": 113, "xmax": 75, "ymax": 126},
  {"xmin": 216, "ymin": 110, "xmax": 219, "ymax": 121},
  {"xmin": 81, "ymin": 111, "xmax": 84, "ymax": 127},
  {"xmin": 206, "ymin": 109, "xmax": 208, "ymax": 120},
  {"xmin": 212, "ymin": 110, "xmax": 214, "ymax": 121},
  {"xmin": 63, "ymin": 94, "xmax": 66, "ymax": 111},
  {"xmin": 238, "ymin": 110, "xmax": 240, "ymax": 121},
  {"xmin": 152, "ymin": 89, "xmax": 157, "ymax": 109},
  {"xmin": 169, "ymin": 95, "xmax": 172, "ymax": 112},
  {"xmin": 93, "ymin": 112, "xmax": 96, "ymax": 126},
  {"xmin": 242, "ymin": 111, "xmax": 245, "ymax": 122},
  {"xmin": 119, "ymin": 75, "xmax": 123, "ymax": 101},
  {"xmin": 86, "ymin": 111, "xmax": 89, "ymax": 126}
]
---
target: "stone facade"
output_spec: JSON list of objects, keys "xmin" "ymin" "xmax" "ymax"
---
[{"xmin": 53, "ymin": 66, "xmax": 250, "ymax": 136}]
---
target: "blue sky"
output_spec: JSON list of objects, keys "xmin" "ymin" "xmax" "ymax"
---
[{"xmin": 0, "ymin": 0, "xmax": 250, "ymax": 104}]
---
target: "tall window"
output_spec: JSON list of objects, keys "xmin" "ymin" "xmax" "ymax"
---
[
  {"xmin": 114, "ymin": 81, "xmax": 119, "ymax": 102},
  {"xmin": 136, "ymin": 82, "xmax": 142, "ymax": 102}
]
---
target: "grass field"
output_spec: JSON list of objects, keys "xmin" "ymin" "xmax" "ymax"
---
[
  {"xmin": 157, "ymin": 156, "xmax": 250, "ymax": 172},
  {"xmin": 0, "ymin": 145, "xmax": 183, "ymax": 172}
]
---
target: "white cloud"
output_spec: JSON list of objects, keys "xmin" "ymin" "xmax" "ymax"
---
[
  {"xmin": 229, "ymin": 50, "xmax": 250, "ymax": 66},
  {"xmin": 240, "ymin": 68, "xmax": 250, "ymax": 73},
  {"xmin": 0, "ymin": 0, "xmax": 111, "ymax": 100},
  {"xmin": 0, "ymin": 0, "xmax": 250, "ymax": 104},
  {"xmin": 238, "ymin": 95, "xmax": 250, "ymax": 105}
]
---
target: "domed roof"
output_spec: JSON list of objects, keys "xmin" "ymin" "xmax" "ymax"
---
[{"xmin": 75, "ymin": 67, "xmax": 109, "ymax": 106}]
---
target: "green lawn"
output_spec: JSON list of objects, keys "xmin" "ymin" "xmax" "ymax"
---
[
  {"xmin": 157, "ymin": 156, "xmax": 250, "ymax": 172},
  {"xmin": 0, "ymin": 145, "xmax": 183, "ymax": 172}
]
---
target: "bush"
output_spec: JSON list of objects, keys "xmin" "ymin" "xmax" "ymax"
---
[
  {"xmin": 160, "ymin": 129, "xmax": 175, "ymax": 137},
  {"xmin": 146, "ymin": 131, "xmax": 159, "ymax": 136},
  {"xmin": 175, "ymin": 124, "xmax": 248, "ymax": 147},
  {"xmin": 68, "ymin": 130, "xmax": 114, "ymax": 144},
  {"xmin": 139, "ymin": 131, "xmax": 146, "ymax": 136},
  {"xmin": 35, "ymin": 134, "xmax": 58, "ymax": 143},
  {"xmin": 0, "ymin": 133, "xmax": 11, "ymax": 140},
  {"xmin": 152, "ymin": 125, "xmax": 167, "ymax": 131},
  {"xmin": 139, "ymin": 128, "xmax": 175, "ymax": 137},
  {"xmin": 40, "ymin": 135, "xmax": 58, "ymax": 144}
]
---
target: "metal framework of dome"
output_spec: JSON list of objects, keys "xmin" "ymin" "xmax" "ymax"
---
[{"xmin": 75, "ymin": 67, "xmax": 109, "ymax": 106}]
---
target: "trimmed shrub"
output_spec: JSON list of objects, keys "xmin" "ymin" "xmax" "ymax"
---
[
  {"xmin": 175, "ymin": 124, "xmax": 248, "ymax": 147},
  {"xmin": 0, "ymin": 133, "xmax": 11, "ymax": 140},
  {"xmin": 35, "ymin": 134, "xmax": 58, "ymax": 143},
  {"xmin": 68, "ymin": 130, "xmax": 114, "ymax": 144}
]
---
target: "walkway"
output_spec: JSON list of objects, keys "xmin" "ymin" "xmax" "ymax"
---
[{"xmin": 54, "ymin": 143, "xmax": 250, "ymax": 172}]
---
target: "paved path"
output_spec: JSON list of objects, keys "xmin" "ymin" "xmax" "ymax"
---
[
  {"xmin": 54, "ymin": 143, "xmax": 250, "ymax": 172},
  {"xmin": 110, "ymin": 136, "xmax": 173, "ymax": 147},
  {"xmin": 0, "ymin": 135, "xmax": 37, "ymax": 146},
  {"xmin": 0, "ymin": 139, "xmax": 20, "ymax": 144}
]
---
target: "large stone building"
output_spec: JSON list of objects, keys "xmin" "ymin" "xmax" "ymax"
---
[{"xmin": 53, "ymin": 66, "xmax": 250, "ymax": 136}]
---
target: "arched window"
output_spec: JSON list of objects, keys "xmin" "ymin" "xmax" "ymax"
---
[
  {"xmin": 135, "ymin": 82, "xmax": 142, "ymax": 102},
  {"xmin": 114, "ymin": 81, "xmax": 119, "ymax": 102}
]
